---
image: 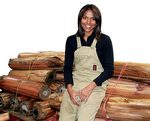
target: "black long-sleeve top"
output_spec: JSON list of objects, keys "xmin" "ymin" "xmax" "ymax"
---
[{"xmin": 64, "ymin": 32, "xmax": 114, "ymax": 87}]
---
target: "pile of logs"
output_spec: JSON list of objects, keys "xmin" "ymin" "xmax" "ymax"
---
[
  {"xmin": 0, "ymin": 51, "xmax": 150, "ymax": 121},
  {"xmin": 96, "ymin": 62, "xmax": 150, "ymax": 121},
  {"xmin": 0, "ymin": 51, "xmax": 65, "ymax": 120}
]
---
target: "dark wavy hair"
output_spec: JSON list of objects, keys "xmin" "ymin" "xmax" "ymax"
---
[{"xmin": 77, "ymin": 4, "xmax": 102, "ymax": 40}]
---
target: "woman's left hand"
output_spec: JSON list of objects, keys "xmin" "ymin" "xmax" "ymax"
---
[{"xmin": 80, "ymin": 82, "xmax": 97, "ymax": 102}]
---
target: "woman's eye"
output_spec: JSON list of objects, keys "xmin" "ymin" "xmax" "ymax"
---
[
  {"xmin": 82, "ymin": 16, "xmax": 87, "ymax": 19},
  {"xmin": 91, "ymin": 17, "xmax": 95, "ymax": 20}
]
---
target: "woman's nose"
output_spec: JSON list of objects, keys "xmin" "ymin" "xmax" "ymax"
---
[{"xmin": 87, "ymin": 18, "xmax": 91, "ymax": 24}]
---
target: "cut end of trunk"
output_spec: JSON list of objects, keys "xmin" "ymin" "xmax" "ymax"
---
[{"xmin": 38, "ymin": 86, "xmax": 51, "ymax": 100}]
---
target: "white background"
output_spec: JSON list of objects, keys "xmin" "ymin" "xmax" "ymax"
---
[{"xmin": 0, "ymin": 0, "xmax": 150, "ymax": 75}]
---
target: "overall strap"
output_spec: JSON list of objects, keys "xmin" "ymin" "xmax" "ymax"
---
[
  {"xmin": 76, "ymin": 37, "xmax": 81, "ymax": 48},
  {"xmin": 91, "ymin": 38, "xmax": 97, "ymax": 48}
]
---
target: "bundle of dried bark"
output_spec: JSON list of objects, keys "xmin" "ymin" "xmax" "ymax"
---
[
  {"xmin": 96, "ymin": 77, "xmax": 150, "ymax": 121},
  {"xmin": 106, "ymin": 78, "xmax": 150, "ymax": 99},
  {"xmin": 10, "ymin": 95, "xmax": 29, "ymax": 111},
  {"xmin": 49, "ymin": 93, "xmax": 63, "ymax": 111},
  {"xmin": 114, "ymin": 62, "xmax": 150, "ymax": 83},
  {"xmin": 8, "ymin": 56, "xmax": 63, "ymax": 70},
  {"xmin": 107, "ymin": 96, "xmax": 150, "ymax": 121},
  {"xmin": 0, "ymin": 76, "xmax": 51, "ymax": 100},
  {"xmin": 8, "ymin": 69, "xmax": 56, "ymax": 84},
  {"xmin": 0, "ymin": 92, "xmax": 11, "ymax": 109},
  {"xmin": 32, "ymin": 100, "xmax": 55, "ymax": 120},
  {"xmin": 18, "ymin": 51, "xmax": 65, "ymax": 61}
]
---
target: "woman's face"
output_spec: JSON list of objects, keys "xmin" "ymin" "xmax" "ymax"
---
[{"xmin": 81, "ymin": 10, "xmax": 96, "ymax": 35}]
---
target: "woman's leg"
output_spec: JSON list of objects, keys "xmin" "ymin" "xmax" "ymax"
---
[
  {"xmin": 59, "ymin": 90, "xmax": 78, "ymax": 121},
  {"xmin": 77, "ymin": 90, "xmax": 105, "ymax": 121}
]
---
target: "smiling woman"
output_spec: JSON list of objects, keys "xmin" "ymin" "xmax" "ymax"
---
[{"xmin": 59, "ymin": 4, "xmax": 114, "ymax": 121}]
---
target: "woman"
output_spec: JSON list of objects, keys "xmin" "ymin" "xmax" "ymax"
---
[{"xmin": 59, "ymin": 4, "xmax": 114, "ymax": 121}]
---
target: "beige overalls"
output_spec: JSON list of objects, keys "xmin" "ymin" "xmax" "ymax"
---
[{"xmin": 59, "ymin": 37, "xmax": 108, "ymax": 121}]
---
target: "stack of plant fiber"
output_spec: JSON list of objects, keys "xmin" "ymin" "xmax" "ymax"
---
[
  {"xmin": 0, "ymin": 51, "xmax": 150, "ymax": 121},
  {"xmin": 96, "ymin": 61, "xmax": 150, "ymax": 121},
  {"xmin": 0, "ymin": 51, "xmax": 65, "ymax": 120}
]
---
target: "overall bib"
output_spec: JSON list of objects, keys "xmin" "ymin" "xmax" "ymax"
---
[{"xmin": 59, "ymin": 37, "xmax": 108, "ymax": 121}]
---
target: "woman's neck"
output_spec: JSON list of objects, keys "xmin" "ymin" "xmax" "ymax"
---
[
  {"xmin": 84, "ymin": 32, "xmax": 92, "ymax": 41},
  {"xmin": 83, "ymin": 29, "xmax": 95, "ymax": 41}
]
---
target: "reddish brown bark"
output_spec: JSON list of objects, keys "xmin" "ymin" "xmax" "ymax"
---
[
  {"xmin": 32, "ymin": 100, "xmax": 55, "ymax": 120},
  {"xmin": 107, "ymin": 78, "xmax": 150, "ymax": 99},
  {"xmin": 0, "ymin": 76, "xmax": 51, "ymax": 100},
  {"xmin": 8, "ymin": 56, "xmax": 63, "ymax": 70},
  {"xmin": 18, "ymin": 51, "xmax": 65, "ymax": 61},
  {"xmin": 114, "ymin": 62, "xmax": 150, "ymax": 82},
  {"xmin": 8, "ymin": 69, "xmax": 56, "ymax": 84}
]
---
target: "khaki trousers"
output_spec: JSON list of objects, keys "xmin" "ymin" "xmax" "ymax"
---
[{"xmin": 59, "ymin": 81, "xmax": 108, "ymax": 121}]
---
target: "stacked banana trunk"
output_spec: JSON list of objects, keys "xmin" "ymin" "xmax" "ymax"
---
[
  {"xmin": 0, "ymin": 51, "xmax": 150, "ymax": 121},
  {"xmin": 96, "ymin": 62, "xmax": 150, "ymax": 121},
  {"xmin": 0, "ymin": 51, "xmax": 65, "ymax": 120}
]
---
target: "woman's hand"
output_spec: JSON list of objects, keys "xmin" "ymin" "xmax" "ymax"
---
[
  {"xmin": 67, "ymin": 84, "xmax": 81, "ymax": 106},
  {"xmin": 80, "ymin": 82, "xmax": 97, "ymax": 102}
]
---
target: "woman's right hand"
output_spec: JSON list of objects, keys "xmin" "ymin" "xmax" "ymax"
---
[{"xmin": 67, "ymin": 84, "xmax": 81, "ymax": 106}]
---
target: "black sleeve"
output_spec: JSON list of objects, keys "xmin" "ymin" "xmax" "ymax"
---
[
  {"xmin": 64, "ymin": 36, "xmax": 76, "ymax": 87},
  {"xmin": 94, "ymin": 35, "xmax": 114, "ymax": 86}
]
